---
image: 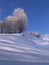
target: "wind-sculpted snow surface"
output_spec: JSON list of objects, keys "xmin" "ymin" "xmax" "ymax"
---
[{"xmin": 0, "ymin": 33, "xmax": 49, "ymax": 62}]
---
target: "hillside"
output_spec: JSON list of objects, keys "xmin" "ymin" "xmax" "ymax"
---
[{"xmin": 0, "ymin": 32, "xmax": 49, "ymax": 63}]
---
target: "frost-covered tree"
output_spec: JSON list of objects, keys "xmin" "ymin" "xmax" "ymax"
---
[
  {"xmin": 3, "ymin": 8, "xmax": 27, "ymax": 33},
  {"xmin": 13, "ymin": 8, "xmax": 27, "ymax": 33},
  {"xmin": 0, "ymin": 21, "xmax": 3, "ymax": 33},
  {"xmin": 0, "ymin": 8, "xmax": 27, "ymax": 33}
]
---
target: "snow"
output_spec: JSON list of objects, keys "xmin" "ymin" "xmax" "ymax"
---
[{"xmin": 0, "ymin": 32, "xmax": 49, "ymax": 62}]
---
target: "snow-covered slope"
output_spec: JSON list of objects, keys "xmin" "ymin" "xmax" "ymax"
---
[{"xmin": 0, "ymin": 32, "xmax": 49, "ymax": 62}]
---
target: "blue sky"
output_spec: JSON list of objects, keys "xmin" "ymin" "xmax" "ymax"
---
[{"xmin": 0, "ymin": 0, "xmax": 49, "ymax": 34}]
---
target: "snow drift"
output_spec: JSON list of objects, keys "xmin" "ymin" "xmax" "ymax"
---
[{"xmin": 0, "ymin": 32, "xmax": 49, "ymax": 62}]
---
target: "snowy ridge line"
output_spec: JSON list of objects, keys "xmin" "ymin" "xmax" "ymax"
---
[
  {"xmin": 0, "ymin": 39, "xmax": 15, "ymax": 44},
  {"xmin": 0, "ymin": 33, "xmax": 49, "ymax": 62}
]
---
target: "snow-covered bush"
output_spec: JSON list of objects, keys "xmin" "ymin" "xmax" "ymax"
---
[{"xmin": 30, "ymin": 32, "xmax": 41, "ymax": 38}]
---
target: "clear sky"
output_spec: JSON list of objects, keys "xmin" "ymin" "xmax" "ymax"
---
[{"xmin": 0, "ymin": 0, "xmax": 49, "ymax": 34}]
